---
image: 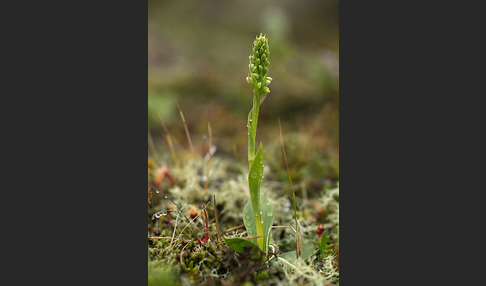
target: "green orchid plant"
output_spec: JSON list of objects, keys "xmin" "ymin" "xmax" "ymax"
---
[
  {"xmin": 223, "ymin": 34, "xmax": 274, "ymax": 256},
  {"xmin": 223, "ymin": 34, "xmax": 274, "ymax": 257},
  {"xmin": 243, "ymin": 34, "xmax": 274, "ymax": 253},
  {"xmin": 218, "ymin": 35, "xmax": 324, "ymax": 265},
  {"xmin": 223, "ymin": 35, "xmax": 317, "ymax": 263}
]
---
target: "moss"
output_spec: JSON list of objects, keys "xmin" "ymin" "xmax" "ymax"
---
[{"xmin": 148, "ymin": 146, "xmax": 339, "ymax": 285}]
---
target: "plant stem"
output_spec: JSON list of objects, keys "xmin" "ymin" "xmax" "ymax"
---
[
  {"xmin": 248, "ymin": 90, "xmax": 264, "ymax": 251},
  {"xmin": 254, "ymin": 208, "xmax": 264, "ymax": 250},
  {"xmin": 248, "ymin": 90, "xmax": 261, "ymax": 167}
]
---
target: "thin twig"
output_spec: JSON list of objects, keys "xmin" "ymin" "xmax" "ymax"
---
[
  {"xmin": 148, "ymin": 130, "xmax": 160, "ymax": 161},
  {"xmin": 173, "ymin": 201, "xmax": 211, "ymax": 248},
  {"xmin": 170, "ymin": 212, "xmax": 179, "ymax": 247},
  {"xmin": 170, "ymin": 212, "xmax": 195, "ymax": 233},
  {"xmin": 175, "ymin": 100, "xmax": 194, "ymax": 153},
  {"xmin": 203, "ymin": 207, "xmax": 209, "ymax": 241},
  {"xmin": 204, "ymin": 122, "xmax": 212, "ymax": 195},
  {"xmin": 241, "ymin": 235, "xmax": 263, "ymax": 240},
  {"xmin": 265, "ymin": 225, "xmax": 297, "ymax": 258},
  {"xmin": 278, "ymin": 119, "xmax": 301, "ymax": 259},
  {"xmin": 157, "ymin": 111, "xmax": 179, "ymax": 168},
  {"xmin": 223, "ymin": 224, "xmax": 245, "ymax": 233},
  {"xmin": 213, "ymin": 194, "xmax": 222, "ymax": 248},
  {"xmin": 180, "ymin": 243, "xmax": 189, "ymax": 264},
  {"xmin": 150, "ymin": 236, "xmax": 193, "ymax": 242}
]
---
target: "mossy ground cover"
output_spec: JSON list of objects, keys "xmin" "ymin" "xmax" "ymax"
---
[{"xmin": 148, "ymin": 126, "xmax": 339, "ymax": 285}]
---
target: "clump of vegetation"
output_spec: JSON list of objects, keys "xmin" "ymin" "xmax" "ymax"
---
[{"xmin": 148, "ymin": 34, "xmax": 339, "ymax": 285}]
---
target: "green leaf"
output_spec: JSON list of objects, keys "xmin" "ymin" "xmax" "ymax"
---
[
  {"xmin": 279, "ymin": 245, "xmax": 317, "ymax": 264},
  {"xmin": 261, "ymin": 199, "xmax": 274, "ymax": 244},
  {"xmin": 148, "ymin": 248, "xmax": 151, "ymax": 263},
  {"xmin": 248, "ymin": 143, "xmax": 264, "ymax": 213},
  {"xmin": 223, "ymin": 237, "xmax": 259, "ymax": 254},
  {"xmin": 243, "ymin": 201, "xmax": 257, "ymax": 242},
  {"xmin": 243, "ymin": 196, "xmax": 274, "ymax": 250},
  {"xmin": 245, "ymin": 143, "xmax": 269, "ymax": 251},
  {"xmin": 318, "ymin": 231, "xmax": 328, "ymax": 254}
]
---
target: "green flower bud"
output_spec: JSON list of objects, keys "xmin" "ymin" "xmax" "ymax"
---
[{"xmin": 247, "ymin": 34, "xmax": 271, "ymax": 95}]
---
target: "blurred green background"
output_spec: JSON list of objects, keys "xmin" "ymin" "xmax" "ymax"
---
[{"xmin": 148, "ymin": 0, "xmax": 339, "ymax": 163}]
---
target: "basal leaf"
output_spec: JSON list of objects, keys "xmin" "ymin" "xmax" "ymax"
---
[
  {"xmin": 223, "ymin": 237, "xmax": 259, "ymax": 254},
  {"xmin": 261, "ymin": 198, "xmax": 274, "ymax": 243},
  {"xmin": 279, "ymin": 245, "xmax": 317, "ymax": 264},
  {"xmin": 243, "ymin": 200, "xmax": 257, "ymax": 244},
  {"xmin": 243, "ymin": 197, "xmax": 274, "ymax": 251}
]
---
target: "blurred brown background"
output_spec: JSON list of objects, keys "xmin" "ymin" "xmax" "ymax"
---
[{"xmin": 148, "ymin": 0, "xmax": 339, "ymax": 168}]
